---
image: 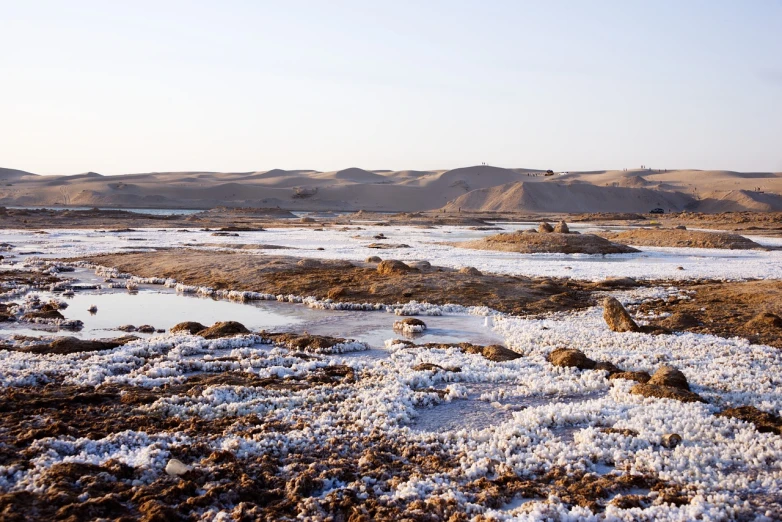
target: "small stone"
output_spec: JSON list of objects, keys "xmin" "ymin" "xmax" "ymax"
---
[
  {"xmin": 365, "ymin": 256, "xmax": 382, "ymax": 263},
  {"xmin": 661, "ymin": 433, "xmax": 682, "ymax": 449},
  {"xmin": 459, "ymin": 266, "xmax": 482, "ymax": 276}
]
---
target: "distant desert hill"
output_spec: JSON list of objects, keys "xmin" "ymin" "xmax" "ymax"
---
[{"xmin": 0, "ymin": 165, "xmax": 780, "ymax": 213}]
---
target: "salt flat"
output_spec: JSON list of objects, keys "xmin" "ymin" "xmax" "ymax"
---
[{"xmin": 1, "ymin": 222, "xmax": 781, "ymax": 520}]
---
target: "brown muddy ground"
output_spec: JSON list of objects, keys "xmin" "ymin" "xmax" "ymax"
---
[
  {"xmin": 598, "ymin": 228, "xmax": 766, "ymax": 250},
  {"xmin": 0, "ymin": 376, "xmax": 689, "ymax": 522},
  {"xmin": 637, "ymin": 280, "xmax": 782, "ymax": 348},
  {"xmin": 457, "ymin": 230, "xmax": 638, "ymax": 255},
  {"xmin": 79, "ymin": 250, "xmax": 625, "ymax": 316},
  {"xmin": 0, "ymin": 207, "xmax": 495, "ymax": 230}
]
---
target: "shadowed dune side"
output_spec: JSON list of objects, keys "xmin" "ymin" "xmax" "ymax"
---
[{"xmin": 442, "ymin": 182, "xmax": 697, "ymax": 213}]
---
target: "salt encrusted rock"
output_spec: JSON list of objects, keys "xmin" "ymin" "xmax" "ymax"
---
[
  {"xmin": 603, "ymin": 297, "xmax": 640, "ymax": 333},
  {"xmin": 300, "ymin": 216, "xmax": 315, "ymax": 223},
  {"xmin": 547, "ymin": 348, "xmax": 596, "ymax": 370},
  {"xmin": 410, "ymin": 260, "xmax": 431, "ymax": 270},
  {"xmin": 365, "ymin": 256, "xmax": 382, "ymax": 263},
  {"xmin": 661, "ymin": 433, "xmax": 682, "ymax": 449},
  {"xmin": 297, "ymin": 258, "xmax": 321, "ymax": 268},
  {"xmin": 609, "ymin": 371, "xmax": 651, "ymax": 384},
  {"xmin": 393, "ymin": 317, "xmax": 427, "ymax": 333},
  {"xmin": 165, "ymin": 458, "xmax": 191, "ymax": 476},
  {"xmin": 136, "ymin": 325, "xmax": 156, "ymax": 334},
  {"xmin": 87, "ymin": 304, "xmax": 98, "ymax": 313},
  {"xmin": 197, "ymin": 321, "xmax": 251, "ymax": 339},
  {"xmin": 117, "ymin": 324, "xmax": 136, "ymax": 332},
  {"xmin": 459, "ymin": 266, "xmax": 482, "ymax": 276},
  {"xmin": 648, "ymin": 365, "xmax": 690, "ymax": 390},
  {"xmin": 538, "ymin": 221, "xmax": 554, "ymax": 233},
  {"xmin": 554, "ymin": 220, "xmax": 569, "ymax": 233},
  {"xmin": 170, "ymin": 321, "xmax": 207, "ymax": 335},
  {"xmin": 377, "ymin": 259, "xmax": 411, "ymax": 276}
]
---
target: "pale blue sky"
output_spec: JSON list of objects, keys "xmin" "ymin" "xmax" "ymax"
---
[{"xmin": 2, "ymin": 0, "xmax": 781, "ymax": 175}]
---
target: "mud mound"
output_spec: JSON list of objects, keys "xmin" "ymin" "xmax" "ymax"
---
[
  {"xmin": 197, "ymin": 321, "xmax": 251, "ymax": 339},
  {"xmin": 746, "ymin": 312, "xmax": 782, "ymax": 330},
  {"xmin": 396, "ymin": 340, "xmax": 522, "ymax": 362},
  {"xmin": 609, "ymin": 371, "xmax": 651, "ymax": 383},
  {"xmin": 630, "ymin": 383, "xmax": 705, "ymax": 403},
  {"xmin": 170, "ymin": 321, "xmax": 207, "ymax": 335},
  {"xmin": 600, "ymin": 229, "xmax": 764, "ymax": 250},
  {"xmin": 21, "ymin": 336, "xmax": 137, "ymax": 355},
  {"xmin": 631, "ymin": 366, "xmax": 704, "ymax": 403},
  {"xmin": 718, "ymin": 406, "xmax": 782, "ymax": 435},
  {"xmin": 464, "ymin": 344, "xmax": 521, "ymax": 362},
  {"xmin": 261, "ymin": 332, "xmax": 354, "ymax": 351},
  {"xmin": 459, "ymin": 231, "xmax": 638, "ymax": 255},
  {"xmin": 659, "ymin": 312, "xmax": 701, "ymax": 330},
  {"xmin": 376, "ymin": 259, "xmax": 412, "ymax": 275},
  {"xmin": 547, "ymin": 348, "xmax": 596, "ymax": 369},
  {"xmin": 647, "ymin": 366, "xmax": 690, "ymax": 390}
]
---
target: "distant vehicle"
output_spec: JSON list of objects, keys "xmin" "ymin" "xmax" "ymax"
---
[
  {"xmin": 544, "ymin": 170, "xmax": 554, "ymax": 176},
  {"xmin": 649, "ymin": 208, "xmax": 665, "ymax": 214}
]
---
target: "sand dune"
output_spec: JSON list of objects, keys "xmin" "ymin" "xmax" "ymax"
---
[
  {"xmin": 0, "ymin": 165, "xmax": 780, "ymax": 213},
  {"xmin": 442, "ymin": 182, "xmax": 697, "ymax": 213}
]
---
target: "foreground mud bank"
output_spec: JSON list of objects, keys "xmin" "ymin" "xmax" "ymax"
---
[{"xmin": 81, "ymin": 250, "xmax": 621, "ymax": 316}]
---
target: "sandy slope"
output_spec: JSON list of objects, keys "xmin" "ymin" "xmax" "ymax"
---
[{"xmin": 1, "ymin": 165, "xmax": 780, "ymax": 213}]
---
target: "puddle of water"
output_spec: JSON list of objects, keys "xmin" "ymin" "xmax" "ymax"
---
[
  {"xmin": 4, "ymin": 290, "xmax": 323, "ymax": 339},
  {"xmin": 302, "ymin": 313, "xmax": 505, "ymax": 349}
]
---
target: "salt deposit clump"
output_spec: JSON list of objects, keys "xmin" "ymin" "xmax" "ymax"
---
[{"xmin": 165, "ymin": 458, "xmax": 191, "ymax": 476}]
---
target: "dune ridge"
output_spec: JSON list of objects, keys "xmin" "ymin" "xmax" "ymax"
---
[{"xmin": 1, "ymin": 165, "xmax": 780, "ymax": 213}]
